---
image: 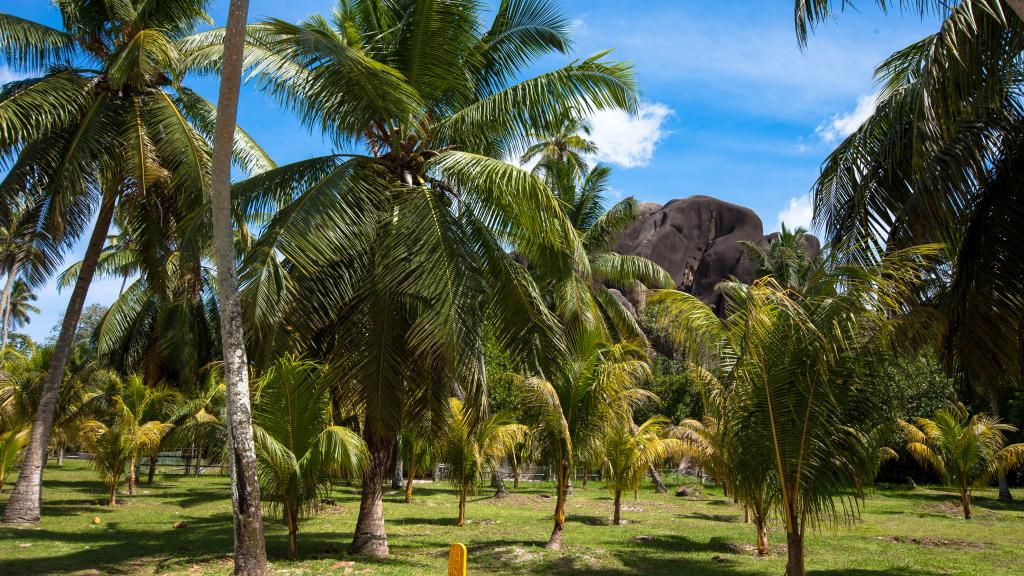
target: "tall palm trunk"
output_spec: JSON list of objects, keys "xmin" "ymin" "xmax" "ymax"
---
[
  {"xmin": 0, "ymin": 260, "xmax": 20, "ymax": 351},
  {"xmin": 648, "ymin": 465, "xmax": 667, "ymax": 493},
  {"xmin": 210, "ymin": 0, "xmax": 268, "ymax": 573},
  {"xmin": 612, "ymin": 488, "xmax": 622, "ymax": 525},
  {"xmin": 546, "ymin": 457, "xmax": 569, "ymax": 550},
  {"xmin": 55, "ymin": 444, "xmax": 64, "ymax": 467},
  {"xmin": 2, "ymin": 193, "xmax": 116, "ymax": 524},
  {"xmin": 404, "ymin": 450, "xmax": 415, "ymax": 503},
  {"xmin": 350, "ymin": 431, "xmax": 394, "ymax": 556}
]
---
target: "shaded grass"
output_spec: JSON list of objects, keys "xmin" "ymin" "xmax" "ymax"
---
[{"xmin": 1, "ymin": 460, "xmax": 1023, "ymax": 575}]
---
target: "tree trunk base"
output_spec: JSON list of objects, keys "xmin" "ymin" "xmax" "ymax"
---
[{"xmin": 545, "ymin": 524, "xmax": 563, "ymax": 550}]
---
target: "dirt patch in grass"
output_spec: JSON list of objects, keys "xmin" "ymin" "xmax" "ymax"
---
[{"xmin": 878, "ymin": 535, "xmax": 985, "ymax": 549}]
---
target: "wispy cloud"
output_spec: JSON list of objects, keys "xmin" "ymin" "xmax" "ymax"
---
[
  {"xmin": 816, "ymin": 93, "xmax": 878, "ymax": 143},
  {"xmin": 777, "ymin": 194, "xmax": 814, "ymax": 231},
  {"xmin": 0, "ymin": 65, "xmax": 28, "ymax": 85},
  {"xmin": 589, "ymin": 102, "xmax": 673, "ymax": 169}
]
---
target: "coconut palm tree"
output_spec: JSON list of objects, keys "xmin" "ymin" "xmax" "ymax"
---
[
  {"xmin": 803, "ymin": 1, "xmax": 1024, "ymax": 501},
  {"xmin": 739, "ymin": 224, "xmax": 819, "ymax": 292},
  {"xmin": 0, "ymin": 0, "xmax": 273, "ymax": 524},
  {"xmin": 180, "ymin": 0, "xmax": 637, "ymax": 556},
  {"xmin": 442, "ymin": 398, "xmax": 526, "ymax": 526},
  {"xmin": 602, "ymin": 416, "xmax": 681, "ymax": 525},
  {"xmin": 78, "ymin": 375, "xmax": 175, "ymax": 506},
  {"xmin": 0, "ymin": 198, "xmax": 62, "ymax": 351},
  {"xmin": 82, "ymin": 373, "xmax": 179, "ymax": 496},
  {"xmin": 651, "ymin": 244, "xmax": 940, "ymax": 576},
  {"xmin": 400, "ymin": 422, "xmax": 435, "ymax": 504},
  {"xmin": 900, "ymin": 404, "xmax": 1024, "ymax": 519},
  {"xmin": 2, "ymin": 281, "xmax": 38, "ymax": 340},
  {"xmin": 523, "ymin": 335, "xmax": 654, "ymax": 549},
  {"xmin": 251, "ymin": 356, "xmax": 367, "ymax": 560},
  {"xmin": 206, "ymin": 0, "xmax": 271, "ymax": 570}
]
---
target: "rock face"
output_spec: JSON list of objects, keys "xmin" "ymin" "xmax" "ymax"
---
[{"xmin": 614, "ymin": 196, "xmax": 818, "ymax": 309}]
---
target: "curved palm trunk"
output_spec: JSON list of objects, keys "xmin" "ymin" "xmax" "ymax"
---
[
  {"xmin": 755, "ymin": 513, "xmax": 769, "ymax": 556},
  {"xmin": 210, "ymin": 1, "xmax": 268, "ymax": 572},
  {"xmin": 612, "ymin": 488, "xmax": 622, "ymax": 525},
  {"xmin": 350, "ymin": 431, "xmax": 394, "ymax": 556},
  {"xmin": 2, "ymin": 194, "xmax": 116, "ymax": 525},
  {"xmin": 492, "ymin": 469, "xmax": 507, "ymax": 498},
  {"xmin": 0, "ymin": 260, "xmax": 20, "ymax": 351},
  {"xmin": 546, "ymin": 458, "xmax": 569, "ymax": 549},
  {"xmin": 648, "ymin": 465, "xmax": 667, "ymax": 493}
]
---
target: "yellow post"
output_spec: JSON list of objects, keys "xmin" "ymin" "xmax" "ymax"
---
[{"xmin": 447, "ymin": 542, "xmax": 467, "ymax": 576}]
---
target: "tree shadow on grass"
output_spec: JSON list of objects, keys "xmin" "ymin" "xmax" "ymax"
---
[{"xmin": 0, "ymin": 513, "xmax": 235, "ymax": 576}]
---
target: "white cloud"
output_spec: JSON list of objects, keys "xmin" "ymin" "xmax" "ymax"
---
[
  {"xmin": 588, "ymin": 102, "xmax": 673, "ymax": 169},
  {"xmin": 816, "ymin": 93, "xmax": 878, "ymax": 143},
  {"xmin": 777, "ymin": 194, "xmax": 813, "ymax": 231},
  {"xmin": 0, "ymin": 65, "xmax": 28, "ymax": 85}
]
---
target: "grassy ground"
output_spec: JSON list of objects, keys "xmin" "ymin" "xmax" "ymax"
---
[{"xmin": 1, "ymin": 460, "xmax": 1023, "ymax": 575}]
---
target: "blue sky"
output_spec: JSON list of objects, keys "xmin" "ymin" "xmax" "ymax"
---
[{"xmin": 3, "ymin": 0, "xmax": 940, "ymax": 342}]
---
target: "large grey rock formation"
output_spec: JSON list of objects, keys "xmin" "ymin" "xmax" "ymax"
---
[{"xmin": 614, "ymin": 196, "xmax": 819, "ymax": 310}]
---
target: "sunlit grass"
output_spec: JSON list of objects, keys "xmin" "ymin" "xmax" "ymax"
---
[{"xmin": 1, "ymin": 460, "xmax": 1022, "ymax": 575}]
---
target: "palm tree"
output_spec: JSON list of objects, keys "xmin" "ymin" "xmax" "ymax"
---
[
  {"xmin": 900, "ymin": 404, "xmax": 1024, "ymax": 519},
  {"xmin": 524, "ymin": 335, "xmax": 654, "ymax": 549},
  {"xmin": 521, "ymin": 115, "xmax": 596, "ymax": 183},
  {"xmin": 181, "ymin": 0, "xmax": 637, "ymax": 557},
  {"xmin": 206, "ymin": 0, "xmax": 271, "ymax": 571},
  {"xmin": 442, "ymin": 398, "xmax": 525, "ymax": 526},
  {"xmin": 0, "ymin": 198, "xmax": 61, "ymax": 351},
  {"xmin": 82, "ymin": 373, "xmax": 178, "ymax": 496},
  {"xmin": 2, "ymin": 281, "xmax": 38, "ymax": 340},
  {"xmin": 523, "ymin": 126, "xmax": 674, "ymax": 346},
  {"xmin": 0, "ymin": 427, "xmax": 28, "ymax": 493},
  {"xmin": 602, "ymin": 416, "xmax": 681, "ymax": 525},
  {"xmin": 59, "ymin": 225, "xmax": 223, "ymax": 393},
  {"xmin": 251, "ymin": 356, "xmax": 366, "ymax": 560},
  {"xmin": 400, "ymin": 423, "xmax": 435, "ymax": 504},
  {"xmin": 798, "ymin": 0, "xmax": 1024, "ymax": 503},
  {"xmin": 794, "ymin": 1, "xmax": 1024, "ymax": 45},
  {"xmin": 78, "ymin": 376, "xmax": 174, "ymax": 506},
  {"xmin": 0, "ymin": 0, "xmax": 273, "ymax": 524},
  {"xmin": 651, "ymin": 245, "xmax": 940, "ymax": 576},
  {"xmin": 739, "ymin": 224, "xmax": 819, "ymax": 292}
]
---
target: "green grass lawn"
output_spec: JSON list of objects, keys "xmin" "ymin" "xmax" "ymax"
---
[{"xmin": 1, "ymin": 460, "xmax": 1023, "ymax": 575}]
